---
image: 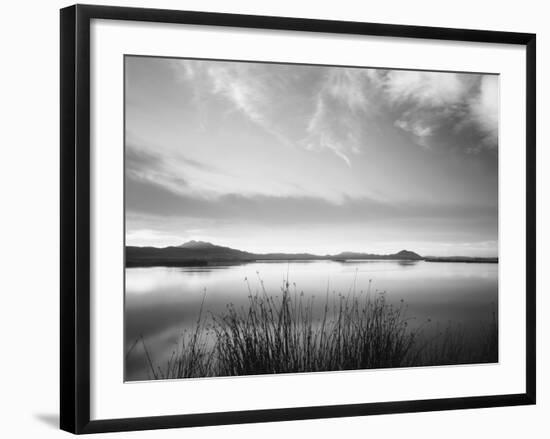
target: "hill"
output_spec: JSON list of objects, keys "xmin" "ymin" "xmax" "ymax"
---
[
  {"xmin": 332, "ymin": 249, "xmax": 422, "ymax": 261},
  {"xmin": 126, "ymin": 241, "xmax": 424, "ymax": 267},
  {"xmin": 126, "ymin": 242, "xmax": 256, "ymax": 267}
]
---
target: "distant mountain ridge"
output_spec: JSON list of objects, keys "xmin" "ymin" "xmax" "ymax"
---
[
  {"xmin": 178, "ymin": 240, "xmax": 222, "ymax": 249},
  {"xmin": 332, "ymin": 249, "xmax": 422, "ymax": 261},
  {"xmin": 126, "ymin": 241, "xmax": 428, "ymax": 267}
]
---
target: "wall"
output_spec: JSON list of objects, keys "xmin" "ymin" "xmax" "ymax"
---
[{"xmin": 0, "ymin": 0, "xmax": 546, "ymax": 437}]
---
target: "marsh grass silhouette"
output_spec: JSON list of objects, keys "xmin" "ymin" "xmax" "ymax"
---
[{"xmin": 130, "ymin": 276, "xmax": 498, "ymax": 380}]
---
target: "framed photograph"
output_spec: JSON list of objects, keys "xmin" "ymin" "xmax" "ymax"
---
[{"xmin": 60, "ymin": 4, "xmax": 536, "ymax": 434}]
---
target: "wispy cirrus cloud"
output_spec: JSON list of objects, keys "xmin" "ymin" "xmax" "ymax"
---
[
  {"xmin": 173, "ymin": 61, "xmax": 378, "ymax": 166},
  {"xmin": 302, "ymin": 69, "xmax": 382, "ymax": 166},
  {"xmin": 371, "ymin": 70, "xmax": 498, "ymax": 152},
  {"xmin": 126, "ymin": 145, "xmax": 189, "ymax": 193},
  {"xmin": 382, "ymin": 70, "xmax": 470, "ymax": 107},
  {"xmin": 172, "ymin": 59, "xmax": 498, "ymax": 163},
  {"xmin": 304, "ymin": 97, "xmax": 355, "ymax": 167},
  {"xmin": 173, "ymin": 60, "xmax": 310, "ymax": 147},
  {"xmin": 126, "ymin": 141, "xmax": 230, "ymax": 198}
]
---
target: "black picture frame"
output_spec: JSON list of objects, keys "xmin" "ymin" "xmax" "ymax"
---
[{"xmin": 60, "ymin": 4, "xmax": 536, "ymax": 434}]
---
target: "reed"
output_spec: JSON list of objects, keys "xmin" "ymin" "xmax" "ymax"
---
[{"xmin": 133, "ymin": 278, "xmax": 497, "ymax": 379}]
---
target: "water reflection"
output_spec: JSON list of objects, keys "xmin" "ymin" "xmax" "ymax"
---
[{"xmin": 125, "ymin": 260, "xmax": 497, "ymax": 381}]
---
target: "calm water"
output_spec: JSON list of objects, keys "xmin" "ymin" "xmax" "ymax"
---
[{"xmin": 125, "ymin": 260, "xmax": 498, "ymax": 381}]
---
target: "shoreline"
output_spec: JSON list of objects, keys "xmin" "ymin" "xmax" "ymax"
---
[{"xmin": 125, "ymin": 257, "xmax": 499, "ymax": 268}]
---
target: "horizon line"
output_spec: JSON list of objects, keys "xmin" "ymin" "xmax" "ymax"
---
[{"xmin": 125, "ymin": 240, "xmax": 499, "ymax": 259}]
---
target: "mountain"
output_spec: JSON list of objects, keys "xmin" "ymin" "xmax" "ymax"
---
[
  {"xmin": 394, "ymin": 250, "xmax": 423, "ymax": 260},
  {"xmin": 126, "ymin": 241, "xmax": 256, "ymax": 267},
  {"xmin": 332, "ymin": 249, "xmax": 422, "ymax": 261},
  {"xmin": 126, "ymin": 241, "xmax": 424, "ymax": 267},
  {"xmin": 177, "ymin": 240, "xmax": 218, "ymax": 249}
]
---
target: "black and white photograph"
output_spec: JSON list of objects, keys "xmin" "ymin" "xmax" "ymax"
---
[
  {"xmin": 124, "ymin": 56, "xmax": 499, "ymax": 381},
  {"xmin": 1, "ymin": 0, "xmax": 544, "ymax": 435}
]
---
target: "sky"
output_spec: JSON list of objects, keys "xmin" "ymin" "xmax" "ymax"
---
[{"xmin": 125, "ymin": 56, "xmax": 499, "ymax": 257}]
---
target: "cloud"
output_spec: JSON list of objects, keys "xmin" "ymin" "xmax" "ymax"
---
[
  {"xmin": 303, "ymin": 69, "xmax": 379, "ymax": 166},
  {"xmin": 173, "ymin": 59, "xmax": 498, "ymax": 159},
  {"xmin": 126, "ymin": 146, "xmax": 187, "ymax": 192},
  {"xmin": 382, "ymin": 70, "xmax": 469, "ymax": 107},
  {"xmin": 468, "ymin": 75, "xmax": 499, "ymax": 147},
  {"xmin": 377, "ymin": 70, "xmax": 498, "ymax": 152},
  {"xmin": 126, "ymin": 143, "xmax": 222, "ymax": 196},
  {"xmin": 174, "ymin": 60, "xmax": 379, "ymax": 166},
  {"xmin": 394, "ymin": 118, "xmax": 433, "ymax": 148},
  {"xmin": 304, "ymin": 97, "xmax": 354, "ymax": 166},
  {"xmin": 126, "ymin": 174, "xmax": 497, "ymax": 228},
  {"xmin": 207, "ymin": 65, "xmax": 266, "ymax": 125},
  {"xmin": 173, "ymin": 60, "xmax": 307, "ymax": 147},
  {"xmin": 324, "ymin": 69, "xmax": 371, "ymax": 113}
]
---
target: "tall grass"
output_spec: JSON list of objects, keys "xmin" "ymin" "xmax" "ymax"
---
[
  {"xmin": 131, "ymin": 277, "xmax": 497, "ymax": 379},
  {"xmin": 212, "ymin": 278, "xmax": 420, "ymax": 376}
]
